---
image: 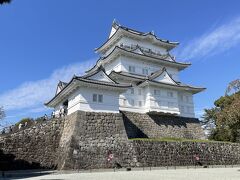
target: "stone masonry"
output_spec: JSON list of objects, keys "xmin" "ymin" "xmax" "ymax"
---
[
  {"xmin": 0, "ymin": 111, "xmax": 240, "ymax": 170},
  {"xmin": 122, "ymin": 111, "xmax": 205, "ymax": 139},
  {"xmin": 0, "ymin": 118, "xmax": 64, "ymax": 169}
]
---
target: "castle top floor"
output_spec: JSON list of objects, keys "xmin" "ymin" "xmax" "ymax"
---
[{"xmin": 95, "ymin": 21, "xmax": 179, "ymax": 57}]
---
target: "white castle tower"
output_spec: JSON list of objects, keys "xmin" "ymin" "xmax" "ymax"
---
[{"xmin": 46, "ymin": 21, "xmax": 205, "ymax": 118}]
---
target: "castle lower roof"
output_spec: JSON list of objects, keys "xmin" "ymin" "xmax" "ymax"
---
[
  {"xmin": 45, "ymin": 69, "xmax": 131, "ymax": 107},
  {"xmin": 86, "ymin": 46, "xmax": 190, "ymax": 74},
  {"xmin": 109, "ymin": 70, "xmax": 205, "ymax": 94}
]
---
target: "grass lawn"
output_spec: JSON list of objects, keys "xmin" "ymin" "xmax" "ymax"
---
[{"xmin": 129, "ymin": 137, "xmax": 232, "ymax": 143}]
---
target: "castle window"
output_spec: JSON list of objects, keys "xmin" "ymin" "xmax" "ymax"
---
[
  {"xmin": 142, "ymin": 68, "xmax": 148, "ymax": 75},
  {"xmin": 92, "ymin": 94, "xmax": 103, "ymax": 103},
  {"xmin": 130, "ymin": 99, "xmax": 134, "ymax": 106},
  {"xmin": 167, "ymin": 91, "xmax": 173, "ymax": 98},
  {"xmin": 168, "ymin": 102, "xmax": 174, "ymax": 108},
  {"xmin": 123, "ymin": 99, "xmax": 127, "ymax": 106},
  {"xmin": 138, "ymin": 89, "xmax": 142, "ymax": 95},
  {"xmin": 129, "ymin": 65, "xmax": 135, "ymax": 73},
  {"xmin": 130, "ymin": 88, "xmax": 134, "ymax": 94},
  {"xmin": 93, "ymin": 94, "xmax": 97, "ymax": 102},
  {"xmin": 154, "ymin": 89, "xmax": 161, "ymax": 95},
  {"xmin": 138, "ymin": 101, "xmax": 142, "ymax": 107},
  {"xmin": 180, "ymin": 95, "xmax": 184, "ymax": 101},
  {"xmin": 98, "ymin": 94, "xmax": 103, "ymax": 103},
  {"xmin": 180, "ymin": 105, "xmax": 185, "ymax": 113}
]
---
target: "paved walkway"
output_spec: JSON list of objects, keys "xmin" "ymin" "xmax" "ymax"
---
[{"xmin": 16, "ymin": 167, "xmax": 240, "ymax": 180}]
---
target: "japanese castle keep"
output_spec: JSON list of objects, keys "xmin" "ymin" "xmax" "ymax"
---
[
  {"xmin": 46, "ymin": 21, "xmax": 205, "ymax": 117},
  {"xmin": 3, "ymin": 22, "xmax": 240, "ymax": 171}
]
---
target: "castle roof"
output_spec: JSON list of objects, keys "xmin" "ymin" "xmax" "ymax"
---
[
  {"xmin": 95, "ymin": 21, "xmax": 179, "ymax": 54},
  {"xmin": 45, "ymin": 68, "xmax": 131, "ymax": 107},
  {"xmin": 109, "ymin": 68, "xmax": 205, "ymax": 94},
  {"xmin": 86, "ymin": 46, "xmax": 190, "ymax": 74}
]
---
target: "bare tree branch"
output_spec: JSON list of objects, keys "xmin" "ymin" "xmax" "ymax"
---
[
  {"xmin": 225, "ymin": 79, "xmax": 240, "ymax": 95},
  {"xmin": 0, "ymin": 106, "xmax": 5, "ymax": 120}
]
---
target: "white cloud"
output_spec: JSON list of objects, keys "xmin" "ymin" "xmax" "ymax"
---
[
  {"xmin": 0, "ymin": 59, "xmax": 96, "ymax": 111},
  {"xmin": 178, "ymin": 16, "xmax": 240, "ymax": 60}
]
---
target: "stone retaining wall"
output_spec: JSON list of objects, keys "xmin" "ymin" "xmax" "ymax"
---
[
  {"xmin": 0, "ymin": 110, "xmax": 239, "ymax": 170},
  {"xmin": 122, "ymin": 111, "xmax": 205, "ymax": 139},
  {"xmin": 132, "ymin": 141, "xmax": 240, "ymax": 167},
  {"xmin": 57, "ymin": 111, "xmax": 137, "ymax": 169},
  {"xmin": 0, "ymin": 118, "xmax": 64, "ymax": 169}
]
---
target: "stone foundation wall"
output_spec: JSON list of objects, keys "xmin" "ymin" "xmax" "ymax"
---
[
  {"xmin": 122, "ymin": 111, "xmax": 205, "ymax": 139},
  {"xmin": 0, "ymin": 118, "xmax": 64, "ymax": 169},
  {"xmin": 57, "ymin": 111, "xmax": 137, "ymax": 170},
  {"xmin": 132, "ymin": 141, "xmax": 240, "ymax": 167},
  {"xmin": 0, "ymin": 110, "xmax": 239, "ymax": 170}
]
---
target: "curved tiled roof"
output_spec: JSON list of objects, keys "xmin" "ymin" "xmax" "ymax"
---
[
  {"xmin": 45, "ymin": 69, "xmax": 131, "ymax": 106},
  {"xmin": 109, "ymin": 70, "xmax": 205, "ymax": 94},
  {"xmin": 86, "ymin": 46, "xmax": 190, "ymax": 74},
  {"xmin": 96, "ymin": 21, "xmax": 179, "ymax": 52}
]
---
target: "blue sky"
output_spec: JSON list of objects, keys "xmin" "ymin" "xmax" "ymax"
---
[{"xmin": 1, "ymin": 0, "xmax": 240, "ymax": 125}]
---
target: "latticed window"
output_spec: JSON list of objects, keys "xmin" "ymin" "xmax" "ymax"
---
[
  {"xmin": 138, "ymin": 101, "xmax": 142, "ymax": 107},
  {"xmin": 154, "ymin": 89, "xmax": 161, "ymax": 95},
  {"xmin": 129, "ymin": 65, "xmax": 135, "ymax": 73},
  {"xmin": 92, "ymin": 94, "xmax": 103, "ymax": 103},
  {"xmin": 167, "ymin": 91, "xmax": 173, "ymax": 97},
  {"xmin": 138, "ymin": 89, "xmax": 142, "ymax": 95},
  {"xmin": 93, "ymin": 94, "xmax": 97, "ymax": 102},
  {"xmin": 130, "ymin": 88, "xmax": 134, "ymax": 94},
  {"xmin": 142, "ymin": 68, "xmax": 148, "ymax": 75}
]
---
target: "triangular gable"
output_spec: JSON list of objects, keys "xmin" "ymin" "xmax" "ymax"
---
[
  {"xmin": 55, "ymin": 81, "xmax": 67, "ymax": 95},
  {"xmin": 86, "ymin": 70, "xmax": 115, "ymax": 83},
  {"xmin": 132, "ymin": 48, "xmax": 144, "ymax": 55},
  {"xmin": 150, "ymin": 69, "xmax": 177, "ymax": 85}
]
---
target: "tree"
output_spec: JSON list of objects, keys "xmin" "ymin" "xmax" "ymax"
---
[
  {"xmin": 202, "ymin": 91, "xmax": 240, "ymax": 142},
  {"xmin": 225, "ymin": 79, "xmax": 240, "ymax": 95},
  {"xmin": 0, "ymin": 106, "xmax": 5, "ymax": 120},
  {"xmin": 0, "ymin": 0, "xmax": 11, "ymax": 4}
]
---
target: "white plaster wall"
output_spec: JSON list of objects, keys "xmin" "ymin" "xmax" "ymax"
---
[
  {"xmin": 67, "ymin": 87, "xmax": 120, "ymax": 114},
  {"xmin": 88, "ymin": 71, "xmax": 112, "ymax": 82},
  {"xmin": 150, "ymin": 87, "xmax": 179, "ymax": 113},
  {"xmin": 153, "ymin": 71, "xmax": 176, "ymax": 84},
  {"xmin": 120, "ymin": 56, "xmax": 179, "ymax": 81},
  {"xmin": 104, "ymin": 58, "xmax": 121, "ymax": 75},
  {"xmin": 54, "ymin": 104, "xmax": 62, "ymax": 116},
  {"xmin": 118, "ymin": 82, "xmax": 181, "ymax": 115},
  {"xmin": 178, "ymin": 91, "xmax": 195, "ymax": 117}
]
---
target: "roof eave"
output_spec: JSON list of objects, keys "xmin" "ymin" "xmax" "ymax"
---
[
  {"xmin": 138, "ymin": 80, "xmax": 206, "ymax": 93},
  {"xmin": 95, "ymin": 26, "xmax": 179, "ymax": 54}
]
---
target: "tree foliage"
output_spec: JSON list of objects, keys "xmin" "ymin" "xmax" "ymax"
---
[
  {"xmin": 0, "ymin": 0, "xmax": 11, "ymax": 4},
  {"xmin": 203, "ymin": 92, "xmax": 240, "ymax": 142}
]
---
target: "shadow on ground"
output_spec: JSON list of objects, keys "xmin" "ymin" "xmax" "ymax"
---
[{"xmin": 0, "ymin": 149, "xmax": 55, "ymax": 179}]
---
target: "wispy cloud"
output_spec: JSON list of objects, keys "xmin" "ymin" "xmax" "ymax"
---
[
  {"xmin": 178, "ymin": 16, "xmax": 240, "ymax": 60},
  {"xmin": 0, "ymin": 59, "xmax": 95, "ymax": 112}
]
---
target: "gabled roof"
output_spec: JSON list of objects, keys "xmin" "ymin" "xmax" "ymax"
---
[
  {"xmin": 45, "ymin": 68, "xmax": 131, "ymax": 107},
  {"xmin": 109, "ymin": 69, "xmax": 205, "ymax": 94},
  {"xmin": 55, "ymin": 81, "xmax": 68, "ymax": 95},
  {"xmin": 81, "ymin": 65, "xmax": 117, "ymax": 83},
  {"xmin": 138, "ymin": 79, "xmax": 206, "ymax": 94},
  {"xmin": 148, "ymin": 67, "xmax": 178, "ymax": 85},
  {"xmin": 86, "ymin": 46, "xmax": 190, "ymax": 74},
  {"xmin": 95, "ymin": 21, "xmax": 179, "ymax": 53}
]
